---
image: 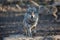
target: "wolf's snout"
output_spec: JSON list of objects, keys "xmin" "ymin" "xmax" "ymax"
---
[
  {"xmin": 31, "ymin": 11, "xmax": 35, "ymax": 19},
  {"xmin": 31, "ymin": 16, "xmax": 33, "ymax": 19}
]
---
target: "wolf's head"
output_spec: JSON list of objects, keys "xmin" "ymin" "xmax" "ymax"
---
[
  {"xmin": 27, "ymin": 7, "xmax": 38, "ymax": 19},
  {"xmin": 25, "ymin": 7, "xmax": 38, "ymax": 25}
]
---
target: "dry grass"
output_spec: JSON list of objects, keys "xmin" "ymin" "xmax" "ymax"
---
[{"xmin": 0, "ymin": 5, "xmax": 26, "ymax": 12}]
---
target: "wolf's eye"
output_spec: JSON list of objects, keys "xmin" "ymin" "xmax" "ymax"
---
[
  {"xmin": 33, "ymin": 11, "xmax": 38, "ymax": 14},
  {"xmin": 27, "ymin": 11, "xmax": 31, "ymax": 13}
]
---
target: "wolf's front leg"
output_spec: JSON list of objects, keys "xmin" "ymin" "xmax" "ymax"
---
[{"xmin": 27, "ymin": 27, "xmax": 32, "ymax": 37}]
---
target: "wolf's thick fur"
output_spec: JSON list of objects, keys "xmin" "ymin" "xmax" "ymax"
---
[{"xmin": 23, "ymin": 7, "xmax": 39, "ymax": 37}]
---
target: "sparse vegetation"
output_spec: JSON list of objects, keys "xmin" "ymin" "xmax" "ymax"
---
[{"xmin": 0, "ymin": 0, "xmax": 60, "ymax": 40}]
